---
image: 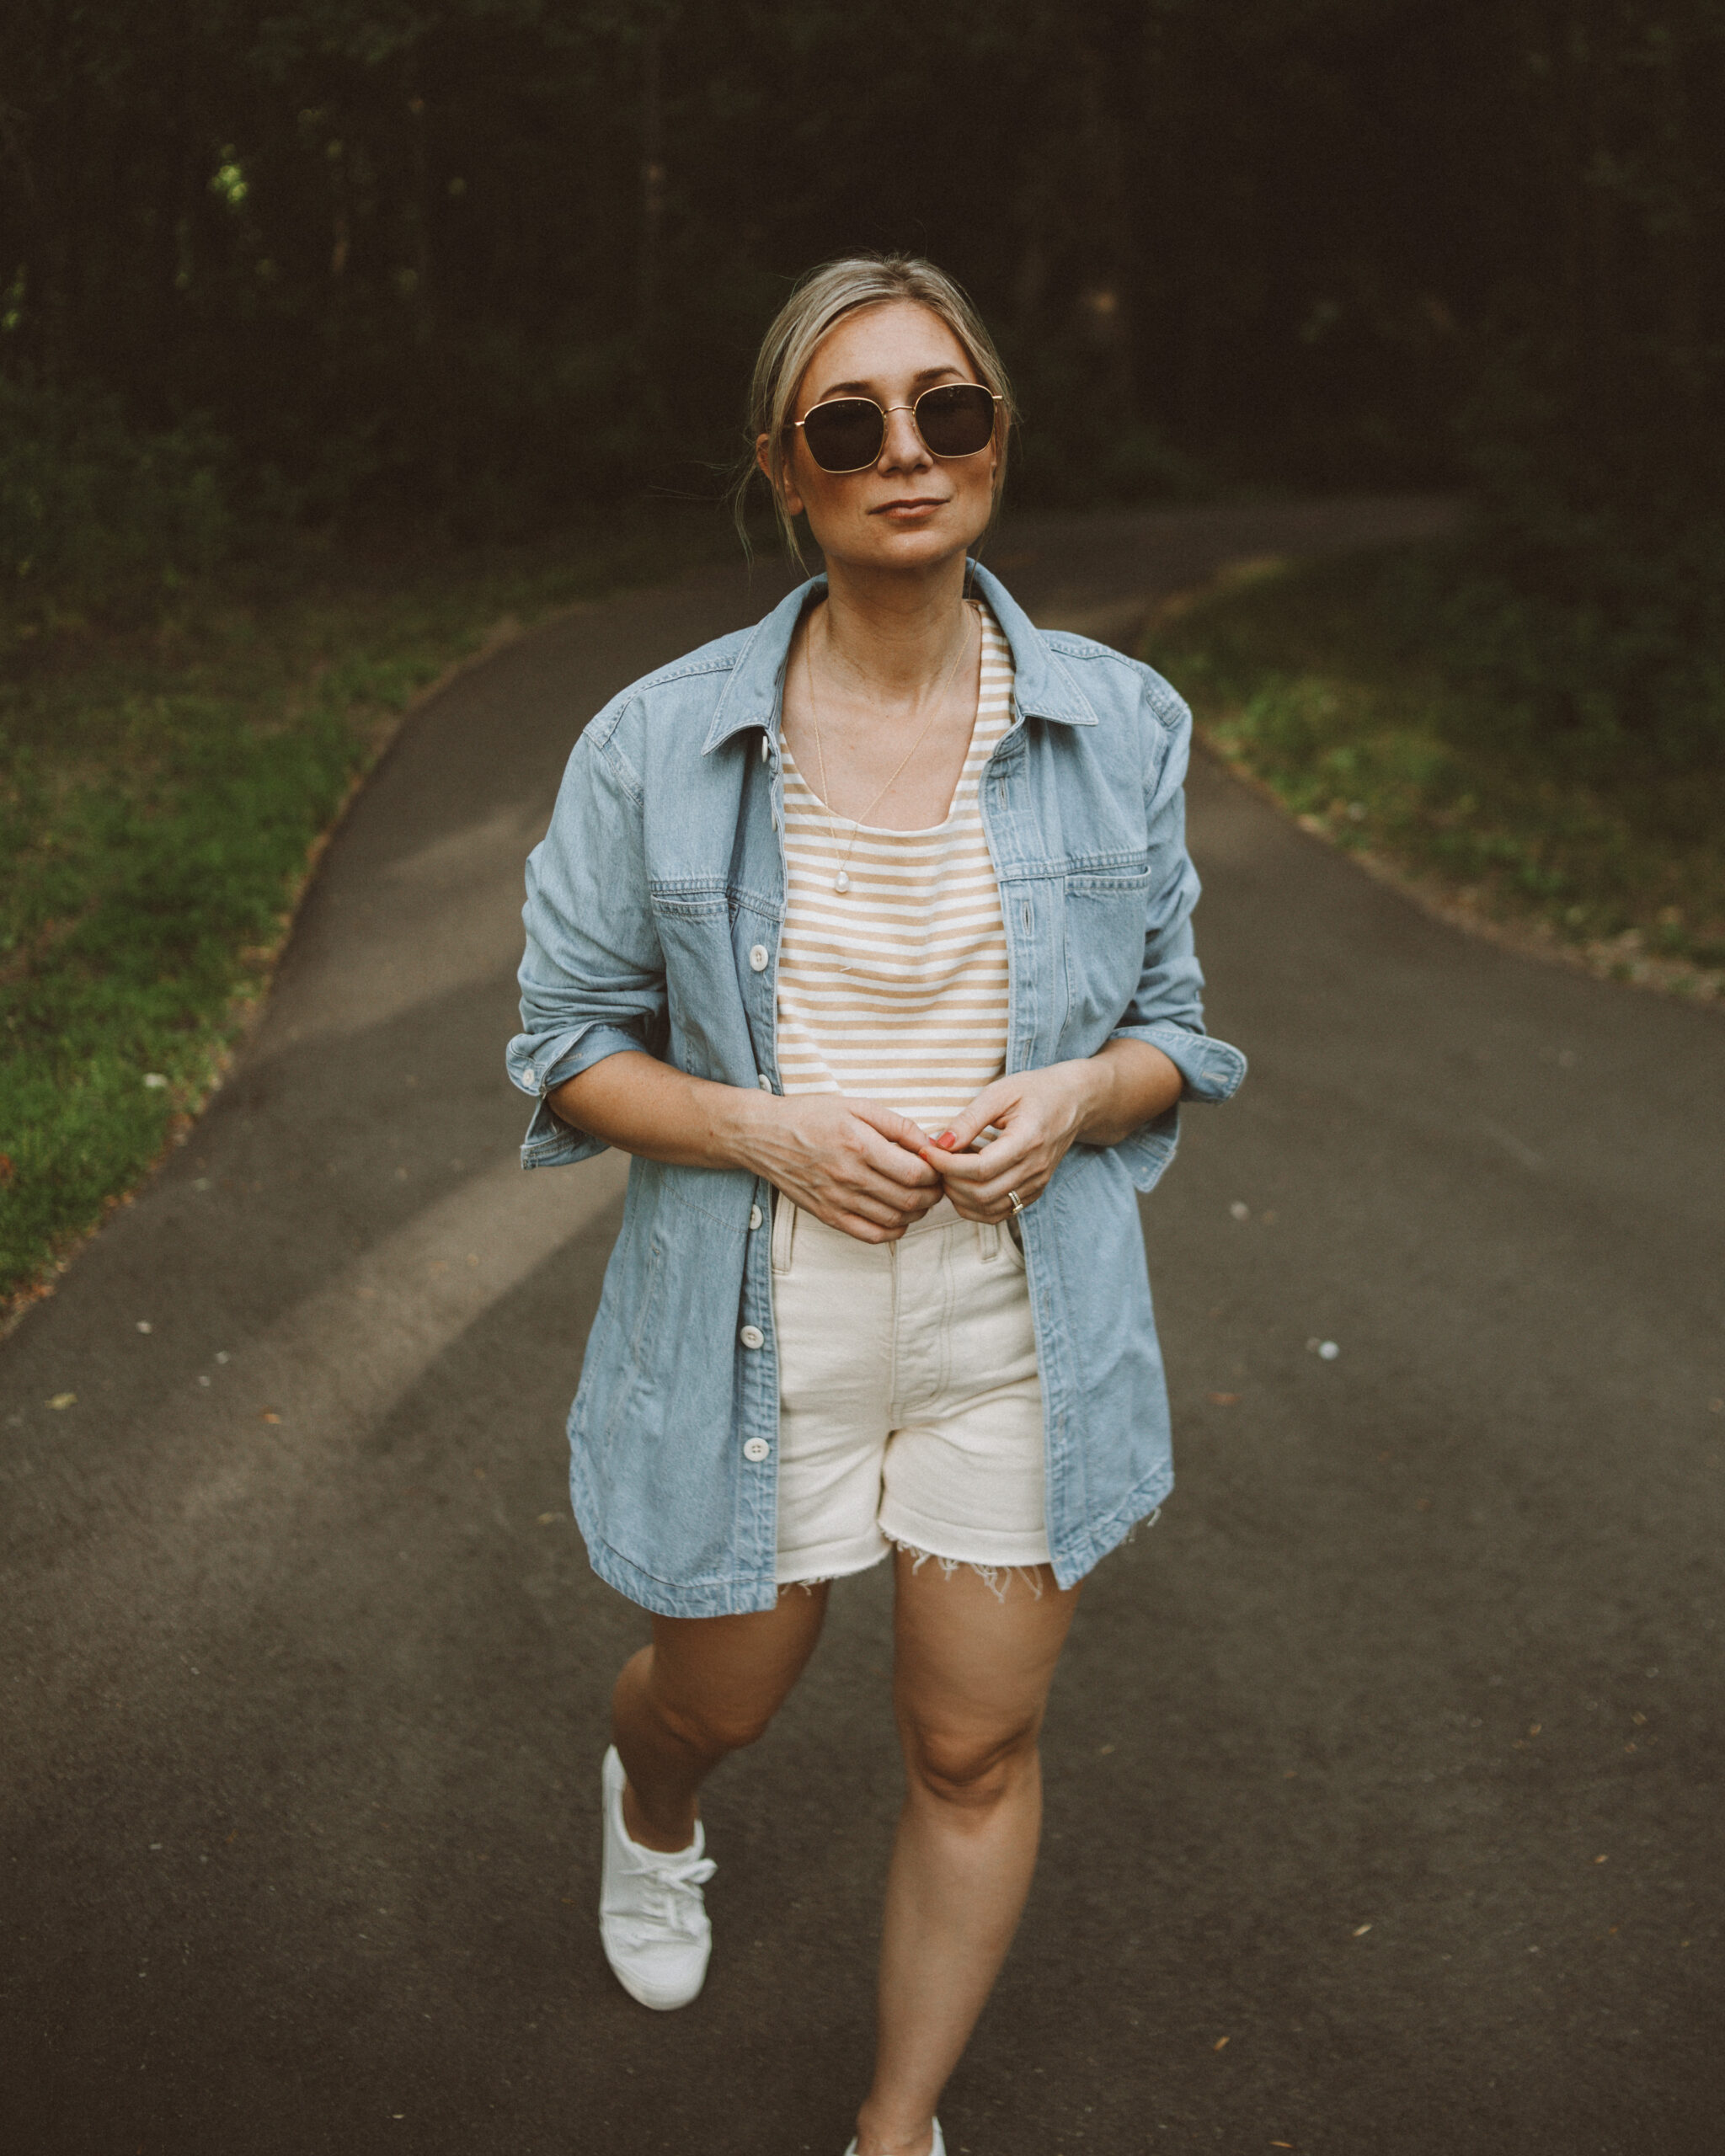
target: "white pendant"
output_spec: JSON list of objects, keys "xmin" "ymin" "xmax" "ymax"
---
[{"xmin": 833, "ymin": 869, "xmax": 851, "ymax": 894}]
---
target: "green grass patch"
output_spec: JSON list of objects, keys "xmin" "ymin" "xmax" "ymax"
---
[
  {"xmin": 1145, "ymin": 547, "xmax": 1725, "ymax": 998},
  {"xmin": 0, "ymin": 510, "xmax": 734, "ymax": 1310}
]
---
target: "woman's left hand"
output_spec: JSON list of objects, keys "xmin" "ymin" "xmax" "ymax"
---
[
  {"xmin": 916, "ymin": 1064, "xmax": 1093, "ymax": 1222},
  {"xmin": 919, "ymin": 1041, "xmax": 1184, "ymax": 1221}
]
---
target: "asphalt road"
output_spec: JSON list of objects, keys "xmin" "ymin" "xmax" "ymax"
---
[{"xmin": 3, "ymin": 498, "xmax": 1721, "ymax": 2156}]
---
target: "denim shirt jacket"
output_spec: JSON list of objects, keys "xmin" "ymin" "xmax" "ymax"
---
[{"xmin": 507, "ymin": 559, "xmax": 1247, "ymax": 1617}]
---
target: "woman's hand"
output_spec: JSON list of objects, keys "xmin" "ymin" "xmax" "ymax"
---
[
  {"xmin": 920, "ymin": 1041, "xmax": 1183, "ymax": 1221},
  {"xmin": 547, "ymin": 1056, "xmax": 940, "ymax": 1243},
  {"xmin": 745, "ymin": 1094, "xmax": 943, "ymax": 1243}
]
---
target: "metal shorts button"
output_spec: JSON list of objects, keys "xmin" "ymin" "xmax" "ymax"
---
[
  {"xmin": 748, "ymin": 943, "xmax": 769, "ymax": 972},
  {"xmin": 742, "ymin": 1436, "xmax": 771, "ymax": 1463},
  {"xmin": 749, "ymin": 1204, "xmax": 763, "ymax": 1230},
  {"xmin": 739, "ymin": 1324, "xmax": 765, "ymax": 1349}
]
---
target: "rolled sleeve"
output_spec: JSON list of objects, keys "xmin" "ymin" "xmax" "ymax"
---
[
  {"xmin": 509, "ymin": 710, "xmax": 667, "ymax": 1168},
  {"xmin": 1103, "ymin": 687, "xmax": 1247, "ymax": 1191}
]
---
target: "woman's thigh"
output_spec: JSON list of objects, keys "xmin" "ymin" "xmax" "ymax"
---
[
  {"xmin": 891, "ymin": 1552, "xmax": 1081, "ymax": 1777},
  {"xmin": 644, "ymin": 1582, "xmax": 832, "ymax": 1745}
]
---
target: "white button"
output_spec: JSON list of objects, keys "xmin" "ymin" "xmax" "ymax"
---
[
  {"xmin": 757, "ymin": 1074, "xmax": 773, "ymax": 1091},
  {"xmin": 749, "ymin": 1204, "xmax": 763, "ymax": 1230},
  {"xmin": 522, "ymin": 1066, "xmax": 535, "ymax": 1087},
  {"xmin": 749, "ymin": 944, "xmax": 768, "ymax": 972},
  {"xmin": 760, "ymin": 733, "xmax": 770, "ymax": 760},
  {"xmin": 742, "ymin": 1436, "xmax": 771, "ymax": 1462},
  {"xmin": 740, "ymin": 1324, "xmax": 765, "ymax": 1349}
]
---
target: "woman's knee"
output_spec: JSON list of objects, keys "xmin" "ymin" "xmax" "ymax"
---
[
  {"xmin": 902, "ymin": 1715, "xmax": 1039, "ymax": 1811},
  {"xmin": 660, "ymin": 1692, "xmax": 779, "ymax": 1758}
]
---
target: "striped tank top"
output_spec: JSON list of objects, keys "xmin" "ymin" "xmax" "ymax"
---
[{"xmin": 776, "ymin": 604, "xmax": 1015, "ymax": 1136}]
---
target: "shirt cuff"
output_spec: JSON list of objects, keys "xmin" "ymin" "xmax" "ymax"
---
[
  {"xmin": 1108, "ymin": 1021, "xmax": 1247, "ymax": 1102},
  {"xmin": 509, "ymin": 1025, "xmax": 651, "ymax": 1169},
  {"xmin": 1104, "ymin": 1023, "xmax": 1247, "ymax": 1193}
]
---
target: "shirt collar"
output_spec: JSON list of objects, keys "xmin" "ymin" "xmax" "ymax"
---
[{"xmin": 701, "ymin": 555, "xmax": 1098, "ymax": 755}]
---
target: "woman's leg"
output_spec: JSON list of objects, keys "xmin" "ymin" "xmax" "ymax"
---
[
  {"xmin": 612, "ymin": 1582, "xmax": 831, "ymax": 1851},
  {"xmin": 854, "ymin": 1552, "xmax": 1081, "ymax": 2156}
]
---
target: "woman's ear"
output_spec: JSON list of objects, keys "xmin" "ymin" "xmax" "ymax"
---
[{"xmin": 758, "ymin": 432, "xmax": 805, "ymax": 520}]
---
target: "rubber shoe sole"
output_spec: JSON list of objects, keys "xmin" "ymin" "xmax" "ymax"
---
[{"xmin": 841, "ymin": 2125, "xmax": 945, "ymax": 2156}]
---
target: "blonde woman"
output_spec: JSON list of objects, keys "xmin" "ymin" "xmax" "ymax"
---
[{"xmin": 509, "ymin": 254, "xmax": 1244, "ymax": 2156}]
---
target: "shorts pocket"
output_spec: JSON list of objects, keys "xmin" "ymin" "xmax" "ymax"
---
[
  {"xmin": 771, "ymin": 1193, "xmax": 798, "ymax": 1276},
  {"xmin": 975, "ymin": 1217, "xmax": 1027, "ymax": 1270}
]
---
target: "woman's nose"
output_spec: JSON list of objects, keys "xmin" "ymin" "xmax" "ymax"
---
[{"xmin": 878, "ymin": 403, "xmax": 931, "ymax": 471}]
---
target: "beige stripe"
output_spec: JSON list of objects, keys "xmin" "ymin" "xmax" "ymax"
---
[{"xmin": 775, "ymin": 607, "xmax": 1013, "ymax": 1124}]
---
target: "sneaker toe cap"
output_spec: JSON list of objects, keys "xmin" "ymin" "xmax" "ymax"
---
[{"xmin": 601, "ymin": 1922, "xmax": 710, "ymax": 2011}]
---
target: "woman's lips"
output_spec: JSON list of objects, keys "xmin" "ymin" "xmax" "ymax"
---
[{"xmin": 872, "ymin": 497, "xmax": 948, "ymax": 516}]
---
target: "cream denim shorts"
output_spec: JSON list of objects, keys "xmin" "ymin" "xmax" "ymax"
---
[{"xmin": 769, "ymin": 1193, "xmax": 1050, "ymax": 1584}]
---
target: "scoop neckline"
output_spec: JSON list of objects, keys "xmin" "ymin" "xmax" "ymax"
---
[{"xmin": 781, "ymin": 609, "xmax": 1007, "ymax": 838}]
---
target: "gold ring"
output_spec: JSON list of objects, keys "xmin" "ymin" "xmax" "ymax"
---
[{"xmin": 1007, "ymin": 1189, "xmax": 1026, "ymax": 1216}]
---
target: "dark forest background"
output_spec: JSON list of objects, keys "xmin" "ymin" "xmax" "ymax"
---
[{"xmin": 3, "ymin": 0, "xmax": 1723, "ymax": 757}]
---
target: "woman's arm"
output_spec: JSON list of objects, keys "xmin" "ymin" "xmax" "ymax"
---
[
  {"xmin": 1065, "ymin": 1036, "xmax": 1184, "ymax": 1147},
  {"xmin": 548, "ymin": 1054, "xmax": 944, "ymax": 1243}
]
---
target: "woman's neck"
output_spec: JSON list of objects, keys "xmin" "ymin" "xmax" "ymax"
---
[{"xmin": 814, "ymin": 550, "xmax": 975, "ymax": 699}]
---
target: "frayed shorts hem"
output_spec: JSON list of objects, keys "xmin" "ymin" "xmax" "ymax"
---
[{"xmin": 777, "ymin": 1530, "xmax": 1056, "ymax": 1603}]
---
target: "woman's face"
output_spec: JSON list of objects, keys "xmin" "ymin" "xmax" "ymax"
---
[{"xmin": 762, "ymin": 300, "xmax": 999, "ymax": 576}]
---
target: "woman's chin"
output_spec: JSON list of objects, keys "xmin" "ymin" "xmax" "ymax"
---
[{"xmin": 821, "ymin": 518, "xmax": 989, "ymax": 576}]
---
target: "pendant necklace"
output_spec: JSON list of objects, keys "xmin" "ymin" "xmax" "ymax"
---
[{"xmin": 802, "ymin": 601, "xmax": 980, "ymax": 894}]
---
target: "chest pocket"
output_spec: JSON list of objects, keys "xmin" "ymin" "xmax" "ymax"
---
[
  {"xmin": 649, "ymin": 888, "xmax": 734, "ymax": 1082},
  {"xmin": 1061, "ymin": 867, "xmax": 1152, "ymax": 1039}
]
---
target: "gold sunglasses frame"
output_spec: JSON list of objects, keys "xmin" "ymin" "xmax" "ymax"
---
[{"xmin": 788, "ymin": 384, "xmax": 1004, "ymax": 473}]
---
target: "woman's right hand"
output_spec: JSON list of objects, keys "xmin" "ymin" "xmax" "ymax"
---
[{"xmin": 744, "ymin": 1093, "xmax": 943, "ymax": 1242}]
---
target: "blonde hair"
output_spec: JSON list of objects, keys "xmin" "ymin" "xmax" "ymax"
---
[{"xmin": 736, "ymin": 253, "xmax": 1016, "ymax": 567}]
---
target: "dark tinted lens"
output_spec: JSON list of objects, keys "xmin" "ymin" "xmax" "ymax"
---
[
  {"xmin": 801, "ymin": 398, "xmax": 885, "ymax": 472},
  {"xmin": 915, "ymin": 384, "xmax": 996, "ymax": 457}
]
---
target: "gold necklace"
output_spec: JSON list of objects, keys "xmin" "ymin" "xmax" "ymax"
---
[{"xmin": 802, "ymin": 602, "xmax": 980, "ymax": 894}]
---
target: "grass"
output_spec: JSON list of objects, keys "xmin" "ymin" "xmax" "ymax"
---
[
  {"xmin": 0, "ymin": 508, "xmax": 735, "ymax": 1314},
  {"xmin": 1144, "ymin": 547, "xmax": 1725, "ymax": 1003}
]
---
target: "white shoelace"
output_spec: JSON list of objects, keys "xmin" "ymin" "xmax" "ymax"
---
[{"xmin": 611, "ymin": 1852, "xmax": 717, "ymax": 1946}]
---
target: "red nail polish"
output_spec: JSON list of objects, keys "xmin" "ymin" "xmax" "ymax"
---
[{"xmin": 935, "ymin": 1130, "xmax": 958, "ymax": 1150}]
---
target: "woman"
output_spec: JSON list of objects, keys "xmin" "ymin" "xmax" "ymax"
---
[{"xmin": 508, "ymin": 254, "xmax": 1244, "ymax": 2156}]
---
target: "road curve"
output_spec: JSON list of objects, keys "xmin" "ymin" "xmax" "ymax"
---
[{"xmin": 3, "ymin": 497, "xmax": 1720, "ymax": 2156}]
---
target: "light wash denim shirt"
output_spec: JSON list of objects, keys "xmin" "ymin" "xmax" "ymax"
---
[{"xmin": 508, "ymin": 561, "xmax": 1245, "ymax": 1616}]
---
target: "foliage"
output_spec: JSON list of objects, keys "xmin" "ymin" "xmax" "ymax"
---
[
  {"xmin": 0, "ymin": 378, "xmax": 234, "ymax": 606},
  {"xmin": 0, "ymin": 0, "xmax": 1502, "ymax": 530},
  {"xmin": 1149, "ymin": 548, "xmax": 1725, "ymax": 989},
  {"xmin": 1402, "ymin": 515, "xmax": 1725, "ymax": 776},
  {"xmin": 0, "ymin": 510, "xmax": 729, "ymax": 1304},
  {"xmin": 3, "ymin": 3, "xmax": 1720, "ymax": 565}
]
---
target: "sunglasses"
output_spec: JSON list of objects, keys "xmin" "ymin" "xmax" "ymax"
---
[{"xmin": 789, "ymin": 382, "xmax": 1002, "ymax": 474}]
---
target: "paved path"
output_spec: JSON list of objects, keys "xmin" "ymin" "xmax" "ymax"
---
[{"xmin": 3, "ymin": 499, "xmax": 1719, "ymax": 2156}]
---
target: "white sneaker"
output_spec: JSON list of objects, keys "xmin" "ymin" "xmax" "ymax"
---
[
  {"xmin": 841, "ymin": 2123, "xmax": 945, "ymax": 2156},
  {"xmin": 598, "ymin": 1745, "xmax": 716, "ymax": 2010}
]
